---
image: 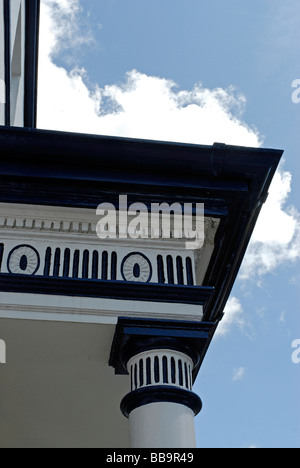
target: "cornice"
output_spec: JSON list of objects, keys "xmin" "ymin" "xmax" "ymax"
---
[{"xmin": 0, "ymin": 203, "xmax": 220, "ymax": 248}]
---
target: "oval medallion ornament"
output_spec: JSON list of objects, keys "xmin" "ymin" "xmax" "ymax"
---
[
  {"xmin": 121, "ymin": 253, "xmax": 152, "ymax": 283},
  {"xmin": 7, "ymin": 245, "xmax": 40, "ymax": 275}
]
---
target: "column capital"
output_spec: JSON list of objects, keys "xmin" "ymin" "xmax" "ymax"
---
[
  {"xmin": 109, "ymin": 318, "xmax": 214, "ymax": 447},
  {"xmin": 109, "ymin": 317, "xmax": 215, "ymax": 378}
]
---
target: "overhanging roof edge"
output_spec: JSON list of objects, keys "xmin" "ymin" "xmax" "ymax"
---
[{"xmin": 0, "ymin": 126, "xmax": 283, "ymax": 184}]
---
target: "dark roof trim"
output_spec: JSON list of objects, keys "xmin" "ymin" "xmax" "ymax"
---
[
  {"xmin": 4, "ymin": 0, "xmax": 11, "ymax": 126},
  {"xmin": 0, "ymin": 127, "xmax": 282, "ymax": 196},
  {"xmin": 0, "ymin": 127, "xmax": 282, "ymax": 179},
  {"xmin": 0, "ymin": 274, "xmax": 214, "ymax": 306}
]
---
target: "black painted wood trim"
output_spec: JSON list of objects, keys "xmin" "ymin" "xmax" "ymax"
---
[
  {"xmin": 4, "ymin": 0, "xmax": 10, "ymax": 126},
  {"xmin": 24, "ymin": 0, "xmax": 40, "ymax": 128},
  {"xmin": 0, "ymin": 274, "xmax": 214, "ymax": 305}
]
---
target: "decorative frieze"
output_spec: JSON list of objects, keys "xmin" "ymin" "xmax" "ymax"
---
[
  {"xmin": 0, "ymin": 202, "xmax": 217, "ymax": 323},
  {"xmin": 0, "ymin": 203, "xmax": 220, "ymax": 287},
  {"xmin": 0, "ymin": 241, "xmax": 196, "ymax": 286}
]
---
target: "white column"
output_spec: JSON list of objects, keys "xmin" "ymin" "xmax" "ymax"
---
[
  {"xmin": 129, "ymin": 402, "xmax": 196, "ymax": 448},
  {"xmin": 121, "ymin": 349, "xmax": 202, "ymax": 448}
]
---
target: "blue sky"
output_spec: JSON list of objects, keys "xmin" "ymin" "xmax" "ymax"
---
[{"xmin": 37, "ymin": 0, "xmax": 300, "ymax": 448}]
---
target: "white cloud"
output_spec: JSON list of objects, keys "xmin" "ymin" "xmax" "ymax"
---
[
  {"xmin": 37, "ymin": 1, "xmax": 261, "ymax": 147},
  {"xmin": 41, "ymin": 0, "xmax": 94, "ymax": 61},
  {"xmin": 279, "ymin": 311, "xmax": 286, "ymax": 323},
  {"xmin": 240, "ymin": 167, "xmax": 300, "ymax": 280},
  {"xmin": 216, "ymin": 297, "xmax": 251, "ymax": 338},
  {"xmin": 93, "ymin": 74, "xmax": 262, "ymax": 147},
  {"xmin": 232, "ymin": 367, "xmax": 246, "ymax": 382}
]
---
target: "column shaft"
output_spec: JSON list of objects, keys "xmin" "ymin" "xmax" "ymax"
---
[{"xmin": 129, "ymin": 401, "xmax": 196, "ymax": 448}]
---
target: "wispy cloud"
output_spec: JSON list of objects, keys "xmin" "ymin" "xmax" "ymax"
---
[
  {"xmin": 266, "ymin": 1, "xmax": 300, "ymax": 60},
  {"xmin": 232, "ymin": 367, "xmax": 246, "ymax": 382},
  {"xmin": 41, "ymin": 0, "xmax": 94, "ymax": 64},
  {"xmin": 216, "ymin": 297, "xmax": 254, "ymax": 338},
  {"xmin": 279, "ymin": 311, "xmax": 286, "ymax": 323},
  {"xmin": 257, "ymin": 0, "xmax": 300, "ymax": 79},
  {"xmin": 240, "ymin": 168, "xmax": 300, "ymax": 281}
]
